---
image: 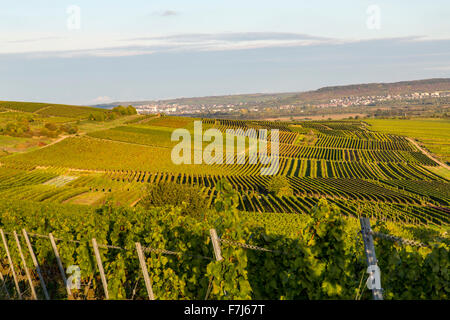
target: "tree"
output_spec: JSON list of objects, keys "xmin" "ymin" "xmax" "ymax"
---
[
  {"xmin": 111, "ymin": 105, "xmax": 137, "ymax": 116},
  {"xmin": 266, "ymin": 176, "xmax": 293, "ymax": 197},
  {"xmin": 126, "ymin": 105, "xmax": 137, "ymax": 115}
]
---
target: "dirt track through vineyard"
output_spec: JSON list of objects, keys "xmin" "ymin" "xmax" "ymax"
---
[{"xmin": 407, "ymin": 137, "xmax": 450, "ymax": 170}]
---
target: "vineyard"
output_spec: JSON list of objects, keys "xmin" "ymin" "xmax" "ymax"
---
[
  {"xmin": 0, "ymin": 117, "xmax": 448, "ymax": 225},
  {"xmin": 0, "ymin": 114, "xmax": 449, "ymax": 300},
  {"xmin": 0, "ymin": 196, "xmax": 448, "ymax": 300},
  {"xmin": 0, "ymin": 101, "xmax": 111, "ymax": 119}
]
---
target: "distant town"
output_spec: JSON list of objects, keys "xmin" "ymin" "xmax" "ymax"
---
[
  {"xmin": 317, "ymin": 91, "xmax": 450, "ymax": 108},
  {"xmin": 135, "ymin": 101, "xmax": 250, "ymax": 115},
  {"xmin": 134, "ymin": 90, "xmax": 450, "ymax": 115}
]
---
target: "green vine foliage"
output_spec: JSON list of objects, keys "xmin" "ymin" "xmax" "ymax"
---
[
  {"xmin": 205, "ymin": 179, "xmax": 252, "ymax": 299},
  {"xmin": 246, "ymin": 198, "xmax": 365, "ymax": 299},
  {"xmin": 0, "ymin": 191, "xmax": 448, "ymax": 300},
  {"xmin": 372, "ymin": 220, "xmax": 449, "ymax": 300},
  {"xmin": 0, "ymin": 200, "xmax": 213, "ymax": 300}
]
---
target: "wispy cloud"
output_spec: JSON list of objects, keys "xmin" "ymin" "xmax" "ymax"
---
[
  {"xmin": 161, "ymin": 10, "xmax": 178, "ymax": 17},
  {"xmin": 423, "ymin": 65, "xmax": 450, "ymax": 71},
  {"xmin": 129, "ymin": 32, "xmax": 334, "ymax": 42},
  {"xmin": 0, "ymin": 32, "xmax": 342, "ymax": 58},
  {"xmin": 1, "ymin": 32, "xmax": 448, "ymax": 59},
  {"xmin": 5, "ymin": 36, "xmax": 64, "ymax": 44},
  {"xmin": 91, "ymin": 96, "xmax": 114, "ymax": 104},
  {"xmin": 151, "ymin": 10, "xmax": 179, "ymax": 17}
]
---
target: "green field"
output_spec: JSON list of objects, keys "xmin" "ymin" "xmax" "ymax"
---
[
  {"xmin": 0, "ymin": 135, "xmax": 28, "ymax": 147},
  {"xmin": 87, "ymin": 125, "xmax": 180, "ymax": 148},
  {"xmin": 366, "ymin": 118, "xmax": 450, "ymax": 163}
]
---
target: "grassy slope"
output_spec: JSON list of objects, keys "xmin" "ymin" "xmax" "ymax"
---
[
  {"xmin": 366, "ymin": 118, "xmax": 450, "ymax": 164},
  {"xmin": 76, "ymin": 114, "xmax": 143, "ymax": 134},
  {"xmin": 0, "ymin": 101, "xmax": 108, "ymax": 118},
  {"xmin": 86, "ymin": 117, "xmax": 249, "ymax": 150},
  {"xmin": 88, "ymin": 125, "xmax": 180, "ymax": 148},
  {"xmin": 427, "ymin": 166, "xmax": 450, "ymax": 180},
  {"xmin": 2, "ymin": 135, "xmax": 227, "ymax": 174},
  {"xmin": 0, "ymin": 102, "xmax": 143, "ymax": 155}
]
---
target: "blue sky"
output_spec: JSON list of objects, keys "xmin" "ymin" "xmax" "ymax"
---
[{"xmin": 1, "ymin": 1, "xmax": 449, "ymax": 104}]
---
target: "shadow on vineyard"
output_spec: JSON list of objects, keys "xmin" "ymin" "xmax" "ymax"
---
[{"xmin": 242, "ymin": 199, "xmax": 368, "ymax": 300}]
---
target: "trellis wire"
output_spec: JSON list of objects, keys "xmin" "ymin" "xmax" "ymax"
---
[
  {"xmin": 0, "ymin": 224, "xmax": 445, "ymax": 301},
  {"xmin": 5, "ymin": 230, "xmax": 212, "ymax": 260},
  {"xmin": 370, "ymin": 231, "xmax": 430, "ymax": 248}
]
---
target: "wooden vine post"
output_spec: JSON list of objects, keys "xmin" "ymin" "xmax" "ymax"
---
[
  {"xmin": 135, "ymin": 242, "xmax": 155, "ymax": 300},
  {"xmin": 209, "ymin": 229, "xmax": 223, "ymax": 261},
  {"xmin": 0, "ymin": 229, "xmax": 22, "ymax": 299},
  {"xmin": 22, "ymin": 229, "xmax": 50, "ymax": 300},
  {"xmin": 204, "ymin": 229, "xmax": 223, "ymax": 300},
  {"xmin": 49, "ymin": 233, "xmax": 72, "ymax": 299},
  {"xmin": 92, "ymin": 238, "xmax": 109, "ymax": 300},
  {"xmin": 13, "ymin": 231, "xmax": 37, "ymax": 300},
  {"xmin": 0, "ymin": 264, "xmax": 11, "ymax": 299}
]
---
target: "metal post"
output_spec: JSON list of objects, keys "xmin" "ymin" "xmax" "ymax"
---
[
  {"xmin": 359, "ymin": 218, "xmax": 383, "ymax": 300},
  {"xmin": 135, "ymin": 242, "xmax": 155, "ymax": 300}
]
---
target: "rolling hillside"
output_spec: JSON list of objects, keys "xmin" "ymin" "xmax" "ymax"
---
[{"xmin": 95, "ymin": 78, "xmax": 450, "ymax": 108}]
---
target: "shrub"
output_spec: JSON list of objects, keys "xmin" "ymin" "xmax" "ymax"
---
[
  {"xmin": 266, "ymin": 176, "xmax": 293, "ymax": 197},
  {"xmin": 112, "ymin": 105, "xmax": 137, "ymax": 116},
  {"xmin": 44, "ymin": 122, "xmax": 58, "ymax": 131},
  {"xmin": 59, "ymin": 123, "xmax": 78, "ymax": 134},
  {"xmin": 3, "ymin": 120, "xmax": 31, "ymax": 137},
  {"xmin": 126, "ymin": 105, "xmax": 137, "ymax": 115},
  {"xmin": 89, "ymin": 112, "xmax": 106, "ymax": 121},
  {"xmin": 39, "ymin": 127, "xmax": 59, "ymax": 138},
  {"xmin": 140, "ymin": 182, "xmax": 208, "ymax": 219}
]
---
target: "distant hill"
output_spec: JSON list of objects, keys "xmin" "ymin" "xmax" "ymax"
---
[
  {"xmin": 87, "ymin": 104, "xmax": 114, "ymax": 110},
  {"xmin": 93, "ymin": 78, "xmax": 450, "ymax": 108},
  {"xmin": 0, "ymin": 101, "xmax": 111, "ymax": 118},
  {"xmin": 292, "ymin": 78, "xmax": 450, "ymax": 103},
  {"xmin": 92, "ymin": 92, "xmax": 298, "ymax": 109}
]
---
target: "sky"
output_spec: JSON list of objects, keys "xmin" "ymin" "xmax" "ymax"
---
[{"xmin": 1, "ymin": 1, "xmax": 450, "ymax": 105}]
